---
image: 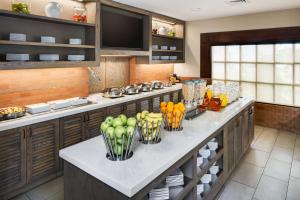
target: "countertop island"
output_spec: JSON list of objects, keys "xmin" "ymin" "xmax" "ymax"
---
[{"xmin": 59, "ymin": 97, "xmax": 255, "ymax": 200}]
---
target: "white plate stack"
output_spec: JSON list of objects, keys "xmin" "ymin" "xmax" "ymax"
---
[
  {"xmin": 149, "ymin": 186, "xmax": 169, "ymax": 200},
  {"xmin": 67, "ymin": 97, "xmax": 88, "ymax": 106},
  {"xmin": 160, "ymin": 56, "xmax": 169, "ymax": 60},
  {"xmin": 166, "ymin": 168, "xmax": 184, "ymax": 187},
  {"xmin": 41, "ymin": 36, "xmax": 55, "ymax": 43},
  {"xmin": 197, "ymin": 183, "xmax": 204, "ymax": 196},
  {"xmin": 48, "ymin": 100, "xmax": 72, "ymax": 110},
  {"xmin": 6, "ymin": 53, "xmax": 29, "ymax": 61},
  {"xmin": 40, "ymin": 54, "xmax": 59, "ymax": 61},
  {"xmin": 170, "ymin": 46, "xmax": 177, "ymax": 51},
  {"xmin": 68, "ymin": 55, "xmax": 85, "ymax": 61},
  {"xmin": 9, "ymin": 33, "xmax": 26, "ymax": 41},
  {"xmin": 169, "ymin": 186, "xmax": 184, "ymax": 199},
  {"xmin": 26, "ymin": 103, "xmax": 51, "ymax": 114},
  {"xmin": 169, "ymin": 56, "xmax": 177, "ymax": 60}
]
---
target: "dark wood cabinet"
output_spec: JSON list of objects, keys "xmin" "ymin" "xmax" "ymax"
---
[
  {"xmin": 0, "ymin": 128, "xmax": 26, "ymax": 196},
  {"xmin": 60, "ymin": 113, "xmax": 85, "ymax": 148},
  {"xmin": 234, "ymin": 116, "xmax": 243, "ymax": 164},
  {"xmin": 138, "ymin": 98, "xmax": 151, "ymax": 112},
  {"xmin": 152, "ymin": 96, "xmax": 161, "ymax": 113},
  {"xmin": 242, "ymin": 109, "xmax": 250, "ymax": 154},
  {"xmin": 249, "ymin": 106, "xmax": 255, "ymax": 145},
  {"xmin": 26, "ymin": 120, "xmax": 59, "ymax": 183},
  {"xmin": 124, "ymin": 101, "xmax": 137, "ymax": 117},
  {"xmin": 162, "ymin": 93, "xmax": 171, "ymax": 102},
  {"xmin": 107, "ymin": 104, "xmax": 125, "ymax": 117},
  {"xmin": 85, "ymin": 109, "xmax": 106, "ymax": 139},
  {"xmin": 226, "ymin": 119, "xmax": 235, "ymax": 176}
]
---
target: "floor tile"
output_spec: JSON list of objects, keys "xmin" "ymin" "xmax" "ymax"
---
[
  {"xmin": 26, "ymin": 177, "xmax": 64, "ymax": 200},
  {"xmin": 287, "ymin": 177, "xmax": 300, "ymax": 200},
  {"xmin": 252, "ymin": 141, "xmax": 274, "ymax": 153},
  {"xmin": 293, "ymin": 147, "xmax": 300, "ymax": 161},
  {"xmin": 264, "ymin": 158, "xmax": 291, "ymax": 182},
  {"xmin": 254, "ymin": 126, "xmax": 264, "ymax": 141},
  {"xmin": 295, "ymin": 135, "xmax": 300, "ymax": 148},
  {"xmin": 254, "ymin": 175, "xmax": 288, "ymax": 200},
  {"xmin": 10, "ymin": 194, "xmax": 30, "ymax": 200},
  {"xmin": 218, "ymin": 180, "xmax": 255, "ymax": 200},
  {"xmin": 275, "ymin": 131, "xmax": 296, "ymax": 149},
  {"xmin": 270, "ymin": 146, "xmax": 293, "ymax": 163},
  {"xmin": 47, "ymin": 190, "xmax": 64, "ymax": 200},
  {"xmin": 244, "ymin": 149, "xmax": 270, "ymax": 167},
  {"xmin": 291, "ymin": 160, "xmax": 300, "ymax": 179},
  {"xmin": 232, "ymin": 162, "xmax": 263, "ymax": 188}
]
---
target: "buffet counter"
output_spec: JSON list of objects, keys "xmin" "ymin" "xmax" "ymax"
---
[
  {"xmin": 0, "ymin": 84, "xmax": 182, "ymax": 132},
  {"xmin": 59, "ymin": 97, "xmax": 254, "ymax": 200}
]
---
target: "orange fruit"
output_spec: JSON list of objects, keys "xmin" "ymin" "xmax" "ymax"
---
[
  {"xmin": 160, "ymin": 102, "xmax": 167, "ymax": 107},
  {"xmin": 167, "ymin": 105, "xmax": 173, "ymax": 113},
  {"xmin": 167, "ymin": 102, "xmax": 174, "ymax": 107},
  {"xmin": 161, "ymin": 107, "xmax": 167, "ymax": 114},
  {"xmin": 173, "ymin": 109, "xmax": 181, "ymax": 117}
]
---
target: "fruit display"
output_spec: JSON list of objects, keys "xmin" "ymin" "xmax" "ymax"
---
[
  {"xmin": 100, "ymin": 114, "xmax": 137, "ymax": 160},
  {"xmin": 0, "ymin": 106, "xmax": 25, "ymax": 121},
  {"xmin": 11, "ymin": 2, "xmax": 30, "ymax": 14},
  {"xmin": 136, "ymin": 110, "xmax": 163, "ymax": 144},
  {"xmin": 160, "ymin": 102, "xmax": 185, "ymax": 131}
]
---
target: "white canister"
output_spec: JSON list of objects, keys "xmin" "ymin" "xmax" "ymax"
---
[{"xmin": 158, "ymin": 26, "xmax": 168, "ymax": 35}]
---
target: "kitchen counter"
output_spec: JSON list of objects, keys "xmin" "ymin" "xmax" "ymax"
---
[
  {"xmin": 0, "ymin": 84, "xmax": 182, "ymax": 132},
  {"xmin": 59, "ymin": 97, "xmax": 254, "ymax": 198}
]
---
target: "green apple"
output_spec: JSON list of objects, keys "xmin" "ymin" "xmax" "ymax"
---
[
  {"xmin": 100, "ymin": 122, "xmax": 109, "ymax": 133},
  {"xmin": 117, "ymin": 138, "xmax": 123, "ymax": 145},
  {"xmin": 126, "ymin": 126, "xmax": 135, "ymax": 137},
  {"xmin": 115, "ymin": 126, "xmax": 125, "ymax": 139},
  {"xmin": 118, "ymin": 114, "xmax": 127, "ymax": 126},
  {"xmin": 105, "ymin": 116, "xmax": 114, "ymax": 126},
  {"xmin": 113, "ymin": 145, "xmax": 123, "ymax": 156},
  {"xmin": 127, "ymin": 117, "xmax": 137, "ymax": 127},
  {"xmin": 112, "ymin": 117, "xmax": 123, "ymax": 128},
  {"xmin": 106, "ymin": 127, "xmax": 115, "ymax": 139}
]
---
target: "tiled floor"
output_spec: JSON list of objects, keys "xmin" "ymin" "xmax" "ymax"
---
[
  {"xmin": 11, "ymin": 126, "xmax": 300, "ymax": 200},
  {"xmin": 218, "ymin": 126, "xmax": 300, "ymax": 200}
]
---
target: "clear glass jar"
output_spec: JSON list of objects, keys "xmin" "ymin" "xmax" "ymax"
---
[
  {"xmin": 73, "ymin": 5, "xmax": 87, "ymax": 22},
  {"xmin": 11, "ymin": 0, "xmax": 31, "ymax": 14}
]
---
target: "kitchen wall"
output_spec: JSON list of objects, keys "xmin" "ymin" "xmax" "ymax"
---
[{"xmin": 174, "ymin": 8, "xmax": 300, "ymax": 77}]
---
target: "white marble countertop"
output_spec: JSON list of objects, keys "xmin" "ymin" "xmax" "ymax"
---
[
  {"xmin": 59, "ymin": 97, "xmax": 254, "ymax": 197},
  {"xmin": 0, "ymin": 84, "xmax": 182, "ymax": 132}
]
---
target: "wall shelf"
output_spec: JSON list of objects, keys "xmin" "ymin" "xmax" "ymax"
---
[
  {"xmin": 0, "ymin": 40, "xmax": 95, "ymax": 49},
  {"xmin": 152, "ymin": 49, "xmax": 183, "ymax": 53},
  {"xmin": 152, "ymin": 33, "xmax": 183, "ymax": 40},
  {"xmin": 151, "ymin": 60, "xmax": 185, "ymax": 64},
  {"xmin": 0, "ymin": 9, "xmax": 95, "ymax": 27}
]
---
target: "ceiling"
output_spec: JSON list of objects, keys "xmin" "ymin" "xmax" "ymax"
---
[{"xmin": 113, "ymin": 0, "xmax": 300, "ymax": 21}]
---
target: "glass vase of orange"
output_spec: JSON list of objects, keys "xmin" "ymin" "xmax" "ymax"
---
[{"xmin": 160, "ymin": 101, "xmax": 185, "ymax": 131}]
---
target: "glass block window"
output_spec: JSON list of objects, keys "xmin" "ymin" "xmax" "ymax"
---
[{"xmin": 211, "ymin": 43, "xmax": 300, "ymax": 107}]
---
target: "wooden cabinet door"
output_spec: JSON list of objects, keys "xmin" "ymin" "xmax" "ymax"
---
[
  {"xmin": 138, "ymin": 98, "xmax": 151, "ymax": 112},
  {"xmin": 0, "ymin": 128, "xmax": 26, "ymax": 196},
  {"xmin": 226, "ymin": 120, "xmax": 235, "ymax": 175},
  {"xmin": 152, "ymin": 96, "xmax": 161, "ymax": 113},
  {"xmin": 27, "ymin": 120, "xmax": 59, "ymax": 183},
  {"xmin": 125, "ymin": 101, "xmax": 137, "ymax": 117},
  {"xmin": 86, "ymin": 109, "xmax": 106, "ymax": 139},
  {"xmin": 234, "ymin": 115, "xmax": 243, "ymax": 163},
  {"xmin": 107, "ymin": 104, "xmax": 125, "ymax": 117},
  {"xmin": 242, "ymin": 109, "xmax": 250, "ymax": 154},
  {"xmin": 249, "ymin": 106, "xmax": 255, "ymax": 145},
  {"xmin": 60, "ymin": 113, "xmax": 85, "ymax": 148},
  {"xmin": 162, "ymin": 93, "xmax": 171, "ymax": 102}
]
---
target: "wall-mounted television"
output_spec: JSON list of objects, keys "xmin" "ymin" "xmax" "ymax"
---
[{"xmin": 101, "ymin": 5, "xmax": 149, "ymax": 50}]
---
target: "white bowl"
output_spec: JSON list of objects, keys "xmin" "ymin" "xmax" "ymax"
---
[
  {"xmin": 6, "ymin": 53, "xmax": 29, "ymax": 61},
  {"xmin": 209, "ymin": 165, "xmax": 219, "ymax": 175},
  {"xmin": 152, "ymin": 45, "xmax": 159, "ymax": 50},
  {"xmin": 39, "ymin": 54, "xmax": 59, "ymax": 61},
  {"xmin": 170, "ymin": 46, "xmax": 177, "ymax": 51},
  {"xmin": 69, "ymin": 38, "xmax": 82, "ymax": 45},
  {"xmin": 26, "ymin": 103, "xmax": 51, "ymax": 114},
  {"xmin": 170, "ymin": 56, "xmax": 178, "ymax": 60},
  {"xmin": 160, "ymin": 56, "xmax": 170, "ymax": 60},
  {"xmin": 41, "ymin": 36, "xmax": 55, "ymax": 43},
  {"xmin": 199, "ymin": 149, "xmax": 210, "ymax": 159},
  {"xmin": 160, "ymin": 46, "xmax": 168, "ymax": 50},
  {"xmin": 9, "ymin": 33, "xmax": 26, "ymax": 42},
  {"xmin": 68, "ymin": 55, "xmax": 85, "ymax": 61}
]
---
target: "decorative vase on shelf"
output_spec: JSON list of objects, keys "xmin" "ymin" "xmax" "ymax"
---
[
  {"xmin": 45, "ymin": 2, "xmax": 63, "ymax": 18},
  {"xmin": 158, "ymin": 26, "xmax": 168, "ymax": 36}
]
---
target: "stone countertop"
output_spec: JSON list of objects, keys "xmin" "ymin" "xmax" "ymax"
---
[
  {"xmin": 0, "ymin": 84, "xmax": 182, "ymax": 132},
  {"xmin": 59, "ymin": 97, "xmax": 254, "ymax": 197}
]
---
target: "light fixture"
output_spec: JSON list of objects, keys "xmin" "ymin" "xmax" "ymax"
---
[{"xmin": 152, "ymin": 18, "xmax": 176, "ymax": 25}]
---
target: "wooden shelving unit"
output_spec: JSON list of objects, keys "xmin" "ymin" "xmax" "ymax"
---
[
  {"xmin": 0, "ymin": 2, "xmax": 99, "ymax": 70},
  {"xmin": 151, "ymin": 15, "xmax": 185, "ymax": 64}
]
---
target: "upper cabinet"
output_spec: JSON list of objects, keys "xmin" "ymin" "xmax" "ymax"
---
[{"xmin": 0, "ymin": 1, "xmax": 100, "ymax": 70}]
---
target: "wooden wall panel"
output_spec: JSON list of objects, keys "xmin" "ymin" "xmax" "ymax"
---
[
  {"xmin": 255, "ymin": 103, "xmax": 300, "ymax": 134},
  {"xmin": 0, "ymin": 68, "xmax": 89, "ymax": 107}
]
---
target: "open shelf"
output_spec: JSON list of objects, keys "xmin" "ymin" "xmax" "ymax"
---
[
  {"xmin": 0, "ymin": 40, "xmax": 95, "ymax": 49},
  {"xmin": 197, "ymin": 148, "xmax": 224, "ymax": 178},
  {"xmin": 152, "ymin": 49, "xmax": 183, "ymax": 53},
  {"xmin": 202, "ymin": 171, "xmax": 225, "ymax": 200},
  {"xmin": 152, "ymin": 33, "xmax": 183, "ymax": 40},
  {"xmin": 0, "ymin": 9, "xmax": 95, "ymax": 27},
  {"xmin": 151, "ymin": 60, "xmax": 185, "ymax": 64}
]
